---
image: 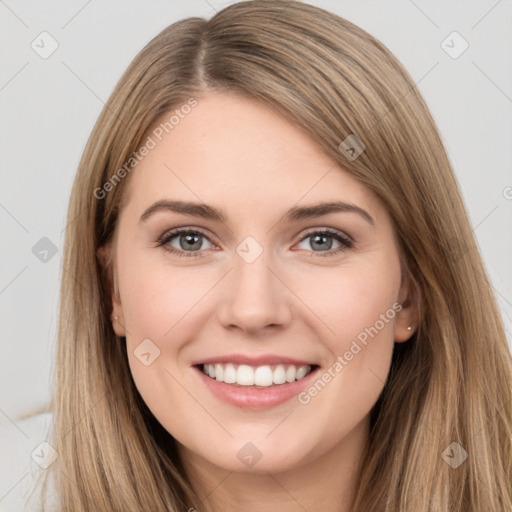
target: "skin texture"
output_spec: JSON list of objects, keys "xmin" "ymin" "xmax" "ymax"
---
[{"xmin": 104, "ymin": 91, "xmax": 417, "ymax": 512}]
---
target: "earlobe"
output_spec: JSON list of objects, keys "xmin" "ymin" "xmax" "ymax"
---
[
  {"xmin": 394, "ymin": 272, "xmax": 421, "ymax": 343},
  {"xmin": 395, "ymin": 324, "xmax": 414, "ymax": 343},
  {"xmin": 394, "ymin": 313, "xmax": 416, "ymax": 344},
  {"xmin": 111, "ymin": 306, "xmax": 127, "ymax": 337}
]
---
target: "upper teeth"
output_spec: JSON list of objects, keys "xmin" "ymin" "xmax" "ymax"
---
[{"xmin": 202, "ymin": 363, "xmax": 312, "ymax": 387}]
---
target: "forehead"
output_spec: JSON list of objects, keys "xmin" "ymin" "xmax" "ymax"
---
[{"xmin": 121, "ymin": 91, "xmax": 382, "ymax": 223}]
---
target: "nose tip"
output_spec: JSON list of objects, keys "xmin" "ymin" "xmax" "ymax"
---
[{"xmin": 216, "ymin": 254, "xmax": 292, "ymax": 334}]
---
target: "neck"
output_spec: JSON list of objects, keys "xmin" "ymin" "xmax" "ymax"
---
[{"xmin": 178, "ymin": 416, "xmax": 370, "ymax": 512}]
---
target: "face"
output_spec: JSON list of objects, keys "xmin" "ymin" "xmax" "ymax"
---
[{"xmin": 103, "ymin": 91, "xmax": 416, "ymax": 475}]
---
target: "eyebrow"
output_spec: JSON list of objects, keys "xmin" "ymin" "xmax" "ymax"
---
[{"xmin": 139, "ymin": 199, "xmax": 374, "ymax": 225}]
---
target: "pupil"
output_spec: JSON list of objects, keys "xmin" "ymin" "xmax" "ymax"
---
[
  {"xmin": 312, "ymin": 234, "xmax": 332, "ymax": 251},
  {"xmin": 182, "ymin": 233, "xmax": 201, "ymax": 250}
]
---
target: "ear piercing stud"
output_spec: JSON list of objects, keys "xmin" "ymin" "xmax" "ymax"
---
[{"xmin": 407, "ymin": 326, "xmax": 412, "ymax": 331}]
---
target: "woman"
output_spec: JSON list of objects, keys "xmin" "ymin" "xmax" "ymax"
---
[{"xmin": 35, "ymin": 0, "xmax": 512, "ymax": 510}]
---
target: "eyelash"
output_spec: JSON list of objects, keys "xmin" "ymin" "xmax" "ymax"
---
[{"xmin": 155, "ymin": 227, "xmax": 353, "ymax": 258}]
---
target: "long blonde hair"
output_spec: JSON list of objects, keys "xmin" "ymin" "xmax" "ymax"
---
[{"xmin": 46, "ymin": 1, "xmax": 512, "ymax": 510}]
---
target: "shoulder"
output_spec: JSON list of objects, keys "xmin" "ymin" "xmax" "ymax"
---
[{"xmin": 0, "ymin": 412, "xmax": 59, "ymax": 511}]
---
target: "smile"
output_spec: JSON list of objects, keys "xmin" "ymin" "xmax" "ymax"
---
[{"xmin": 200, "ymin": 363, "xmax": 315, "ymax": 387}]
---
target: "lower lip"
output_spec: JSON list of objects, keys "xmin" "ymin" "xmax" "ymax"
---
[{"xmin": 194, "ymin": 366, "xmax": 320, "ymax": 410}]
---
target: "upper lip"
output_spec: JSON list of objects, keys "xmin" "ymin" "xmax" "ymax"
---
[{"xmin": 192, "ymin": 354, "xmax": 317, "ymax": 367}]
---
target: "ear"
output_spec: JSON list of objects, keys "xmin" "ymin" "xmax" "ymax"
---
[
  {"xmin": 394, "ymin": 271, "xmax": 420, "ymax": 343},
  {"xmin": 96, "ymin": 243, "xmax": 126, "ymax": 337}
]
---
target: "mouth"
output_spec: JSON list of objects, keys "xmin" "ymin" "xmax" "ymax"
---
[
  {"xmin": 192, "ymin": 358, "xmax": 321, "ymax": 410},
  {"xmin": 195, "ymin": 362, "xmax": 319, "ymax": 388}
]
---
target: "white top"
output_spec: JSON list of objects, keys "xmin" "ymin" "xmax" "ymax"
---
[{"xmin": 0, "ymin": 412, "xmax": 59, "ymax": 511}]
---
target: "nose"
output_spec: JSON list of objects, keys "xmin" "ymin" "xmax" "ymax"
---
[{"xmin": 216, "ymin": 249, "xmax": 293, "ymax": 335}]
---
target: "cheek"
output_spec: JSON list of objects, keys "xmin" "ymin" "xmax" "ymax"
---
[
  {"xmin": 118, "ymin": 250, "xmax": 215, "ymax": 340},
  {"xmin": 117, "ymin": 251, "xmax": 221, "ymax": 413},
  {"xmin": 291, "ymin": 263, "xmax": 400, "ymax": 433},
  {"xmin": 293, "ymin": 260, "xmax": 401, "ymax": 346},
  {"xmin": 118, "ymin": 252, "xmax": 210, "ymax": 427},
  {"xmin": 291, "ymin": 252, "xmax": 402, "ymax": 411}
]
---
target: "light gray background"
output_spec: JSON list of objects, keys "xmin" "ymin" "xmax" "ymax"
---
[{"xmin": 1, "ymin": 0, "xmax": 511, "ymax": 426}]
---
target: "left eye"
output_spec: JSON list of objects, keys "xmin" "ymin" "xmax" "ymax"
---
[{"xmin": 296, "ymin": 230, "xmax": 352, "ymax": 254}]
